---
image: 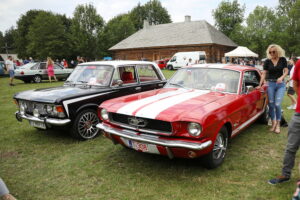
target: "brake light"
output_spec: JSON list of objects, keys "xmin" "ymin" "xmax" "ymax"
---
[{"xmin": 20, "ymin": 71, "xmax": 24, "ymax": 75}]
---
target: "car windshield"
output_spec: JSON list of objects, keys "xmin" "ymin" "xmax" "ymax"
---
[
  {"xmin": 165, "ymin": 68, "xmax": 240, "ymax": 93},
  {"xmin": 66, "ymin": 65, "xmax": 113, "ymax": 86}
]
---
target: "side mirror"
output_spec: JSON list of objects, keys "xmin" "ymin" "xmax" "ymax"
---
[
  {"xmin": 246, "ymin": 85, "xmax": 254, "ymax": 93},
  {"xmin": 114, "ymin": 80, "xmax": 123, "ymax": 86}
]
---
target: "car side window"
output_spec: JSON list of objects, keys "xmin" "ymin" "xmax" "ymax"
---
[
  {"xmin": 242, "ymin": 70, "xmax": 260, "ymax": 92},
  {"xmin": 54, "ymin": 64, "xmax": 63, "ymax": 69},
  {"xmin": 112, "ymin": 66, "xmax": 137, "ymax": 86},
  {"xmin": 39, "ymin": 63, "xmax": 47, "ymax": 70},
  {"xmin": 30, "ymin": 64, "xmax": 39, "ymax": 70},
  {"xmin": 137, "ymin": 65, "xmax": 159, "ymax": 82}
]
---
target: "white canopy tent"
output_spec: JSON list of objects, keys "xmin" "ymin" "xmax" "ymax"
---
[{"xmin": 225, "ymin": 46, "xmax": 258, "ymax": 58}]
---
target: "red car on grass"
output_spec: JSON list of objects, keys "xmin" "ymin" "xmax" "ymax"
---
[
  {"xmin": 96, "ymin": 64, "xmax": 268, "ymax": 168},
  {"xmin": 156, "ymin": 58, "xmax": 170, "ymax": 69}
]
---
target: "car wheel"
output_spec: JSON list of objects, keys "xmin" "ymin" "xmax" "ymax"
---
[
  {"xmin": 258, "ymin": 104, "xmax": 269, "ymax": 124},
  {"xmin": 167, "ymin": 65, "xmax": 173, "ymax": 70},
  {"xmin": 33, "ymin": 75, "xmax": 42, "ymax": 83},
  {"xmin": 71, "ymin": 109, "xmax": 100, "ymax": 140},
  {"xmin": 203, "ymin": 127, "xmax": 228, "ymax": 169}
]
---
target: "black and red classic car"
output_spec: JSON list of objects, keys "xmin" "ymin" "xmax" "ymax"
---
[
  {"xmin": 14, "ymin": 61, "xmax": 166, "ymax": 140},
  {"xmin": 96, "ymin": 64, "xmax": 268, "ymax": 168}
]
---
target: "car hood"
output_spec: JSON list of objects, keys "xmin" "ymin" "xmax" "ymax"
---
[
  {"xmin": 103, "ymin": 88, "xmax": 235, "ymax": 122},
  {"xmin": 14, "ymin": 85, "xmax": 111, "ymax": 104}
]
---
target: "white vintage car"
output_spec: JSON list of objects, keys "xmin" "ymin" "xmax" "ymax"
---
[{"xmin": 14, "ymin": 62, "xmax": 73, "ymax": 83}]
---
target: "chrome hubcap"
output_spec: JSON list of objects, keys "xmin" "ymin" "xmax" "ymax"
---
[
  {"xmin": 78, "ymin": 112, "xmax": 99, "ymax": 139},
  {"xmin": 213, "ymin": 133, "xmax": 227, "ymax": 160}
]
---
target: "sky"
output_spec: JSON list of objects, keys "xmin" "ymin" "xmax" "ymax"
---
[{"xmin": 0, "ymin": 0, "xmax": 278, "ymax": 33}]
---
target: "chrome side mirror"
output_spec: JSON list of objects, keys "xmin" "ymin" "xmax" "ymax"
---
[{"xmin": 246, "ymin": 85, "xmax": 254, "ymax": 93}]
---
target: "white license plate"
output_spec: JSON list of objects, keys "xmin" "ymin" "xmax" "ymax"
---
[
  {"xmin": 121, "ymin": 138, "xmax": 159, "ymax": 154},
  {"xmin": 29, "ymin": 121, "xmax": 46, "ymax": 129}
]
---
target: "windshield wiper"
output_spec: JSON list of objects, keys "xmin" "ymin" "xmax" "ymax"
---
[{"xmin": 169, "ymin": 82, "xmax": 186, "ymax": 88}]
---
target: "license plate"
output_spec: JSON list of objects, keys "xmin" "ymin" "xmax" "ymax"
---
[
  {"xmin": 121, "ymin": 138, "xmax": 159, "ymax": 154},
  {"xmin": 29, "ymin": 121, "xmax": 46, "ymax": 129}
]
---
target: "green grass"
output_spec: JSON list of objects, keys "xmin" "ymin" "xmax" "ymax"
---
[{"xmin": 0, "ymin": 73, "xmax": 299, "ymax": 200}]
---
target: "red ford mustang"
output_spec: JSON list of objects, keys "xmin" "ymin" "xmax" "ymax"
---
[{"xmin": 96, "ymin": 64, "xmax": 268, "ymax": 168}]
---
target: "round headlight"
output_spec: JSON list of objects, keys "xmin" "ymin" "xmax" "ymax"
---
[
  {"xmin": 20, "ymin": 104, "xmax": 25, "ymax": 115},
  {"xmin": 46, "ymin": 105, "xmax": 53, "ymax": 113},
  {"xmin": 33, "ymin": 108, "xmax": 40, "ymax": 118},
  {"xmin": 188, "ymin": 122, "xmax": 202, "ymax": 136},
  {"xmin": 101, "ymin": 109, "xmax": 109, "ymax": 120}
]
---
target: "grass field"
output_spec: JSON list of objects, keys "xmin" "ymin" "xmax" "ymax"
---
[{"xmin": 0, "ymin": 70, "xmax": 299, "ymax": 200}]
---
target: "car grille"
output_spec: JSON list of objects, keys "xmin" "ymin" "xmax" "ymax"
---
[{"xmin": 110, "ymin": 113, "xmax": 172, "ymax": 135}]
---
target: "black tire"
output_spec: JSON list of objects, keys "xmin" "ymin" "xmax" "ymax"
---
[
  {"xmin": 167, "ymin": 65, "xmax": 173, "ymax": 70},
  {"xmin": 202, "ymin": 127, "xmax": 228, "ymax": 169},
  {"xmin": 70, "ymin": 109, "xmax": 100, "ymax": 140},
  {"xmin": 33, "ymin": 75, "xmax": 42, "ymax": 83},
  {"xmin": 258, "ymin": 105, "xmax": 269, "ymax": 124}
]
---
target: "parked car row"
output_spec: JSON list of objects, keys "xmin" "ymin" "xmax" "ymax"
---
[{"xmin": 13, "ymin": 61, "xmax": 268, "ymax": 168}]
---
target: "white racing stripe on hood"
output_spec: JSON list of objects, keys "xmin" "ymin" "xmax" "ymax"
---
[
  {"xmin": 135, "ymin": 90, "xmax": 209, "ymax": 119},
  {"xmin": 117, "ymin": 89, "xmax": 189, "ymax": 115}
]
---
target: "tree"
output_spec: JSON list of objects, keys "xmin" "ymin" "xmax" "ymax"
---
[
  {"xmin": 129, "ymin": 0, "xmax": 171, "ymax": 31},
  {"xmin": 244, "ymin": 6, "xmax": 276, "ymax": 58},
  {"xmin": 99, "ymin": 14, "xmax": 136, "ymax": 57},
  {"xmin": 212, "ymin": 0, "xmax": 245, "ymax": 37},
  {"xmin": 4, "ymin": 27, "xmax": 17, "ymax": 54},
  {"xmin": 15, "ymin": 10, "xmax": 46, "ymax": 58},
  {"xmin": 0, "ymin": 31, "xmax": 5, "ymax": 54},
  {"xmin": 70, "ymin": 3, "xmax": 104, "ymax": 60},
  {"xmin": 26, "ymin": 12, "xmax": 70, "ymax": 60}
]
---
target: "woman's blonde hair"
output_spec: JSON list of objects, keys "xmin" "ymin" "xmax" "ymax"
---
[
  {"xmin": 266, "ymin": 44, "xmax": 285, "ymax": 59},
  {"xmin": 47, "ymin": 57, "xmax": 54, "ymax": 65}
]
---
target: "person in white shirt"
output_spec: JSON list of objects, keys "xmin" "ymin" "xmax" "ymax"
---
[
  {"xmin": 287, "ymin": 58, "xmax": 298, "ymax": 109},
  {"xmin": 5, "ymin": 56, "xmax": 15, "ymax": 86}
]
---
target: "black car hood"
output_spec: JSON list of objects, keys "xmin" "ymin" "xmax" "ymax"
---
[{"xmin": 14, "ymin": 85, "xmax": 112, "ymax": 104}]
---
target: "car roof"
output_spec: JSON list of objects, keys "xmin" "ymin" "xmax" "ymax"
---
[
  {"xmin": 185, "ymin": 63, "xmax": 259, "ymax": 72},
  {"xmin": 78, "ymin": 60, "xmax": 158, "ymax": 68}
]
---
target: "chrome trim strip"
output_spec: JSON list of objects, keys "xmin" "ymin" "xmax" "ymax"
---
[
  {"xmin": 231, "ymin": 109, "xmax": 264, "ymax": 137},
  {"xmin": 15, "ymin": 112, "xmax": 71, "ymax": 126},
  {"xmin": 96, "ymin": 123, "xmax": 212, "ymax": 150}
]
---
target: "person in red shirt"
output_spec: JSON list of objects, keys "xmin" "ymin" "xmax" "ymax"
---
[{"xmin": 268, "ymin": 59, "xmax": 300, "ymax": 185}]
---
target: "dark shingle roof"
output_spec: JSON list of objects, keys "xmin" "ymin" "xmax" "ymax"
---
[{"xmin": 109, "ymin": 20, "xmax": 237, "ymax": 50}]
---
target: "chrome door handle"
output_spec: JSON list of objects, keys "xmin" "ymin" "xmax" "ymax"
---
[
  {"xmin": 135, "ymin": 87, "xmax": 141, "ymax": 91},
  {"xmin": 158, "ymin": 84, "xmax": 164, "ymax": 87}
]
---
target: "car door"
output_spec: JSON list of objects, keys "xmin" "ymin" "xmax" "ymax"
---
[
  {"xmin": 38, "ymin": 63, "xmax": 48, "ymax": 79},
  {"xmin": 136, "ymin": 64, "xmax": 165, "ymax": 92},
  {"xmin": 111, "ymin": 65, "xmax": 142, "ymax": 97},
  {"xmin": 240, "ymin": 70, "xmax": 264, "ymax": 122},
  {"xmin": 53, "ymin": 64, "xmax": 65, "ymax": 79}
]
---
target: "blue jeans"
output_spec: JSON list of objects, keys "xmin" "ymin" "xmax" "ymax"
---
[{"xmin": 267, "ymin": 81, "xmax": 285, "ymax": 121}]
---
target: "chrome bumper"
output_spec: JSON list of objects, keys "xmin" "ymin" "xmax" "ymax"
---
[
  {"xmin": 96, "ymin": 123, "xmax": 212, "ymax": 150},
  {"xmin": 15, "ymin": 111, "xmax": 71, "ymax": 126}
]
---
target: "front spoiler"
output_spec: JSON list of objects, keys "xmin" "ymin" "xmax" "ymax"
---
[
  {"xmin": 15, "ymin": 111, "xmax": 71, "ymax": 127},
  {"xmin": 96, "ymin": 123, "xmax": 212, "ymax": 150}
]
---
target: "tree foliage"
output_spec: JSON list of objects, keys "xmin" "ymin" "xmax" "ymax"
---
[
  {"xmin": 99, "ymin": 14, "xmax": 136, "ymax": 57},
  {"xmin": 70, "ymin": 3, "xmax": 104, "ymax": 60},
  {"xmin": 130, "ymin": 0, "xmax": 171, "ymax": 30},
  {"xmin": 26, "ymin": 12, "xmax": 70, "ymax": 60},
  {"xmin": 213, "ymin": 0, "xmax": 245, "ymax": 37}
]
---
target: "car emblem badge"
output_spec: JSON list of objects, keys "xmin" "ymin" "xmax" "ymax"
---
[{"xmin": 128, "ymin": 117, "xmax": 148, "ymax": 128}]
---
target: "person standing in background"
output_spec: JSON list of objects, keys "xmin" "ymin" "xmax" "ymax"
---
[
  {"xmin": 5, "ymin": 56, "xmax": 15, "ymax": 86},
  {"xmin": 258, "ymin": 44, "xmax": 288, "ymax": 134},
  {"xmin": 46, "ymin": 57, "xmax": 57, "ymax": 82},
  {"xmin": 287, "ymin": 57, "xmax": 298, "ymax": 110}
]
